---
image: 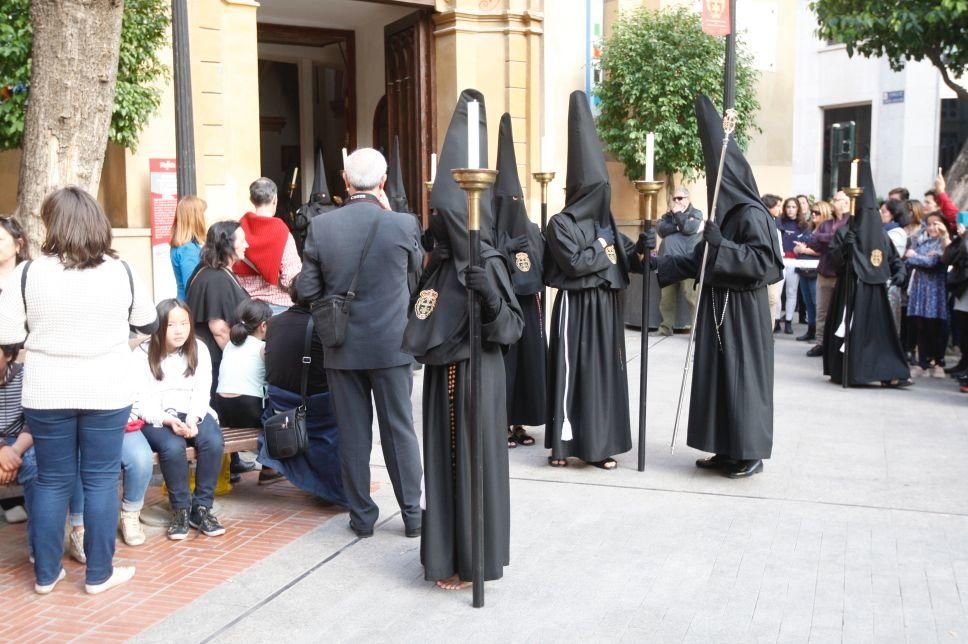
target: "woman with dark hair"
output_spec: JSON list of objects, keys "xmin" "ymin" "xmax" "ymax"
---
[
  {"xmin": 136, "ymin": 299, "xmax": 225, "ymax": 539},
  {"xmin": 216, "ymin": 299, "xmax": 280, "ymax": 484},
  {"xmin": 185, "ymin": 221, "xmax": 252, "ymax": 478},
  {"xmin": 0, "ymin": 186, "xmax": 158, "ymax": 595},
  {"xmin": 258, "ymin": 275, "xmax": 346, "ymax": 504},
  {"xmin": 777, "ymin": 197, "xmax": 809, "ymax": 334},
  {"xmin": 185, "ymin": 221, "xmax": 250, "ymax": 393}
]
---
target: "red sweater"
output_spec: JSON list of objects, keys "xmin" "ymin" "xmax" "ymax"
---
[
  {"xmin": 232, "ymin": 213, "xmax": 290, "ymax": 286},
  {"xmin": 936, "ymin": 191, "xmax": 960, "ymax": 233}
]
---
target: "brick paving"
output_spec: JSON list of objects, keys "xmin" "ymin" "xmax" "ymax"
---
[{"xmin": 0, "ymin": 472, "xmax": 345, "ymax": 642}]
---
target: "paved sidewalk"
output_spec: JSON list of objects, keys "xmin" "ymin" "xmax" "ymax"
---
[{"xmin": 135, "ymin": 328, "xmax": 968, "ymax": 643}]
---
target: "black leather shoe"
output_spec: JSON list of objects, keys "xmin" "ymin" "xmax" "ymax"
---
[
  {"xmin": 796, "ymin": 325, "xmax": 816, "ymax": 342},
  {"xmin": 230, "ymin": 456, "xmax": 257, "ymax": 474},
  {"xmin": 784, "ymin": 321, "xmax": 793, "ymax": 334},
  {"xmin": 695, "ymin": 454, "xmax": 736, "ymax": 469},
  {"xmin": 806, "ymin": 345, "xmax": 823, "ymax": 357},
  {"xmin": 350, "ymin": 522, "xmax": 374, "ymax": 538},
  {"xmin": 405, "ymin": 524, "xmax": 421, "ymax": 538},
  {"xmin": 724, "ymin": 459, "xmax": 763, "ymax": 478},
  {"xmin": 773, "ymin": 320, "xmax": 782, "ymax": 333}
]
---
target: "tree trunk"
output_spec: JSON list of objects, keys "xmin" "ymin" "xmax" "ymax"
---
[
  {"xmin": 14, "ymin": 0, "xmax": 125, "ymax": 254},
  {"xmin": 948, "ymin": 138, "xmax": 968, "ymax": 211}
]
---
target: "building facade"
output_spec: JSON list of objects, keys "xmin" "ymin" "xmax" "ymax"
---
[{"xmin": 0, "ymin": 0, "xmax": 799, "ymax": 296}]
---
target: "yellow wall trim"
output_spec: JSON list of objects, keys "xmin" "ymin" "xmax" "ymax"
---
[{"xmin": 434, "ymin": 11, "xmax": 544, "ymax": 37}]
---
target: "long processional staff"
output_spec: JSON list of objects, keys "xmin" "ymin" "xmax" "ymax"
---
[
  {"xmin": 649, "ymin": 95, "xmax": 784, "ymax": 479},
  {"xmin": 402, "ymin": 89, "xmax": 524, "ymax": 592}
]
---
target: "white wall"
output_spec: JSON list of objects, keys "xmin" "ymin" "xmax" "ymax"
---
[{"xmin": 793, "ymin": 0, "xmax": 948, "ymax": 198}]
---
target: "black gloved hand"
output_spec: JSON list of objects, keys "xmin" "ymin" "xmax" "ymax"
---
[
  {"xmin": 596, "ymin": 226, "xmax": 615, "ymax": 247},
  {"xmin": 648, "ymin": 255, "xmax": 658, "ymax": 272},
  {"xmin": 703, "ymin": 220, "xmax": 723, "ymax": 247},
  {"xmin": 464, "ymin": 265, "xmax": 502, "ymax": 315},
  {"xmin": 420, "ymin": 228, "xmax": 436, "ymax": 253},
  {"xmin": 890, "ymin": 272, "xmax": 905, "ymax": 287},
  {"xmin": 843, "ymin": 228, "xmax": 857, "ymax": 247},
  {"xmin": 636, "ymin": 229, "xmax": 657, "ymax": 254},
  {"xmin": 505, "ymin": 235, "xmax": 529, "ymax": 253}
]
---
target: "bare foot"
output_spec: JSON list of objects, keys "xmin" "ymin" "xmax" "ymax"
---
[{"xmin": 435, "ymin": 575, "xmax": 472, "ymax": 591}]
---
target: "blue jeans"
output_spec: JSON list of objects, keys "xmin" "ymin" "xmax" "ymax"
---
[
  {"xmin": 799, "ymin": 276, "xmax": 817, "ymax": 326},
  {"xmin": 24, "ymin": 407, "xmax": 131, "ymax": 586},
  {"xmin": 67, "ymin": 430, "xmax": 155, "ymax": 522},
  {"xmin": 142, "ymin": 414, "xmax": 223, "ymax": 510}
]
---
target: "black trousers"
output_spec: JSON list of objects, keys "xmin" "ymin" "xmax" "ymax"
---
[
  {"xmin": 954, "ymin": 311, "xmax": 968, "ymax": 369},
  {"xmin": 912, "ymin": 316, "xmax": 946, "ymax": 367},
  {"xmin": 216, "ymin": 394, "xmax": 264, "ymax": 428},
  {"xmin": 142, "ymin": 414, "xmax": 224, "ymax": 510},
  {"xmin": 326, "ymin": 365, "xmax": 422, "ymax": 532}
]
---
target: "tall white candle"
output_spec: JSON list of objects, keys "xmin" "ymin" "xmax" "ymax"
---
[
  {"xmin": 541, "ymin": 136, "xmax": 552, "ymax": 172},
  {"xmin": 341, "ymin": 147, "xmax": 348, "ymax": 169},
  {"xmin": 430, "ymin": 153, "xmax": 437, "ymax": 183},
  {"xmin": 849, "ymin": 159, "xmax": 859, "ymax": 189},
  {"xmin": 467, "ymin": 100, "xmax": 480, "ymax": 169},
  {"xmin": 645, "ymin": 132, "xmax": 655, "ymax": 182}
]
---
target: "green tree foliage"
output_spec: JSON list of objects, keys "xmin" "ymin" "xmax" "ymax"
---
[
  {"xmin": 0, "ymin": 0, "xmax": 169, "ymax": 151},
  {"xmin": 594, "ymin": 6, "xmax": 760, "ymax": 182},
  {"xmin": 811, "ymin": 0, "xmax": 968, "ymax": 101}
]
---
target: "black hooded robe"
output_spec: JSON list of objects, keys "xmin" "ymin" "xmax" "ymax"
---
[
  {"xmin": 822, "ymin": 159, "xmax": 910, "ymax": 385},
  {"xmin": 493, "ymin": 113, "xmax": 547, "ymax": 427},
  {"xmin": 543, "ymin": 92, "xmax": 639, "ymax": 464},
  {"xmin": 655, "ymin": 95, "xmax": 783, "ymax": 461},
  {"xmin": 402, "ymin": 90, "xmax": 524, "ymax": 583},
  {"xmin": 657, "ymin": 210, "xmax": 779, "ymax": 460},
  {"xmin": 822, "ymin": 231, "xmax": 909, "ymax": 385}
]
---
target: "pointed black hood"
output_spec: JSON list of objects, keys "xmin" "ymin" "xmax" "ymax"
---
[
  {"xmin": 386, "ymin": 135, "xmax": 410, "ymax": 213},
  {"xmin": 493, "ymin": 113, "xmax": 543, "ymax": 294},
  {"xmin": 310, "ymin": 146, "xmax": 333, "ymax": 205},
  {"xmin": 849, "ymin": 158, "xmax": 891, "ymax": 284},
  {"xmin": 562, "ymin": 91, "xmax": 611, "ymax": 228},
  {"xmin": 695, "ymin": 94, "xmax": 763, "ymax": 225},
  {"xmin": 429, "ymin": 88, "xmax": 494, "ymax": 283}
]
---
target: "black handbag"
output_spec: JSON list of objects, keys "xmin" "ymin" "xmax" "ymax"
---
[
  {"xmin": 311, "ymin": 216, "xmax": 381, "ymax": 348},
  {"xmin": 263, "ymin": 317, "xmax": 314, "ymax": 459}
]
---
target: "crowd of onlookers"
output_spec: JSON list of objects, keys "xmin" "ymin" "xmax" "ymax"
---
[
  {"xmin": 0, "ymin": 178, "xmax": 346, "ymax": 596},
  {"xmin": 759, "ymin": 174, "xmax": 967, "ymax": 390},
  {"xmin": 653, "ymin": 173, "xmax": 967, "ymax": 391}
]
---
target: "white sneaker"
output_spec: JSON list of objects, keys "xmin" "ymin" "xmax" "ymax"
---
[
  {"xmin": 119, "ymin": 511, "xmax": 146, "ymax": 546},
  {"xmin": 910, "ymin": 366, "xmax": 925, "ymax": 377},
  {"xmin": 4, "ymin": 505, "xmax": 27, "ymax": 523},
  {"xmin": 85, "ymin": 566, "xmax": 135, "ymax": 595},
  {"xmin": 34, "ymin": 568, "xmax": 66, "ymax": 595},
  {"xmin": 67, "ymin": 528, "xmax": 86, "ymax": 564}
]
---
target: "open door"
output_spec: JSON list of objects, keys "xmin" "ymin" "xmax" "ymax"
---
[{"xmin": 385, "ymin": 11, "xmax": 435, "ymax": 224}]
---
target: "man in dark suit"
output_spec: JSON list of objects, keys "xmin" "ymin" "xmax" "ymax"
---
[{"xmin": 300, "ymin": 148, "xmax": 423, "ymax": 538}]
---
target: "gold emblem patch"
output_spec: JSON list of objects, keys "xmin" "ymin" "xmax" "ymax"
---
[
  {"xmin": 414, "ymin": 289, "xmax": 438, "ymax": 320},
  {"xmin": 515, "ymin": 252, "xmax": 532, "ymax": 272},
  {"xmin": 870, "ymin": 249, "xmax": 883, "ymax": 267},
  {"xmin": 605, "ymin": 244, "xmax": 617, "ymax": 264}
]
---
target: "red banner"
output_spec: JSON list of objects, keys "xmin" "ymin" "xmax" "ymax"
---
[
  {"xmin": 702, "ymin": 0, "xmax": 731, "ymax": 37},
  {"xmin": 149, "ymin": 158, "xmax": 178, "ymax": 246}
]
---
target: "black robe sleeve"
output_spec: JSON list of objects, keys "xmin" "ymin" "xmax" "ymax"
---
[
  {"xmin": 888, "ymin": 241, "xmax": 906, "ymax": 283},
  {"xmin": 545, "ymin": 215, "xmax": 614, "ymax": 279},
  {"xmin": 620, "ymin": 232, "xmax": 646, "ymax": 274},
  {"xmin": 481, "ymin": 256, "xmax": 525, "ymax": 348},
  {"xmin": 827, "ymin": 227, "xmax": 848, "ymax": 274},
  {"xmin": 655, "ymin": 242, "xmax": 703, "ymax": 286},
  {"xmin": 708, "ymin": 209, "xmax": 778, "ymax": 283}
]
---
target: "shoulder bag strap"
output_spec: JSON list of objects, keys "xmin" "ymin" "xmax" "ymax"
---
[
  {"xmin": 20, "ymin": 260, "xmax": 32, "ymax": 334},
  {"xmin": 299, "ymin": 315, "xmax": 315, "ymax": 408},
  {"xmin": 346, "ymin": 216, "xmax": 383, "ymax": 299},
  {"xmin": 121, "ymin": 260, "xmax": 134, "ymax": 318}
]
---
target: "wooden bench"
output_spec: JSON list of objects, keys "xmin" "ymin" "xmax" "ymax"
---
[{"xmin": 149, "ymin": 427, "xmax": 263, "ymax": 465}]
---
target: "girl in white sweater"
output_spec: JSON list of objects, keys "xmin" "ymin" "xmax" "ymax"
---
[{"xmin": 135, "ymin": 299, "xmax": 226, "ymax": 540}]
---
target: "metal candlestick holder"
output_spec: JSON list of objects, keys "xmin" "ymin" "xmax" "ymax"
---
[
  {"xmin": 450, "ymin": 167, "xmax": 497, "ymax": 609},
  {"xmin": 531, "ymin": 172, "xmax": 556, "ymax": 233},
  {"xmin": 632, "ymin": 180, "xmax": 662, "ymax": 472}
]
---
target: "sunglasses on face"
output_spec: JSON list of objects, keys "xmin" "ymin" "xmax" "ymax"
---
[
  {"xmin": 811, "ymin": 210, "xmax": 821, "ymax": 215},
  {"xmin": 673, "ymin": 196, "xmax": 686, "ymax": 201}
]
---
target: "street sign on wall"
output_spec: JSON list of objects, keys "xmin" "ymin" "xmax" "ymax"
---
[{"xmin": 702, "ymin": 0, "xmax": 731, "ymax": 36}]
